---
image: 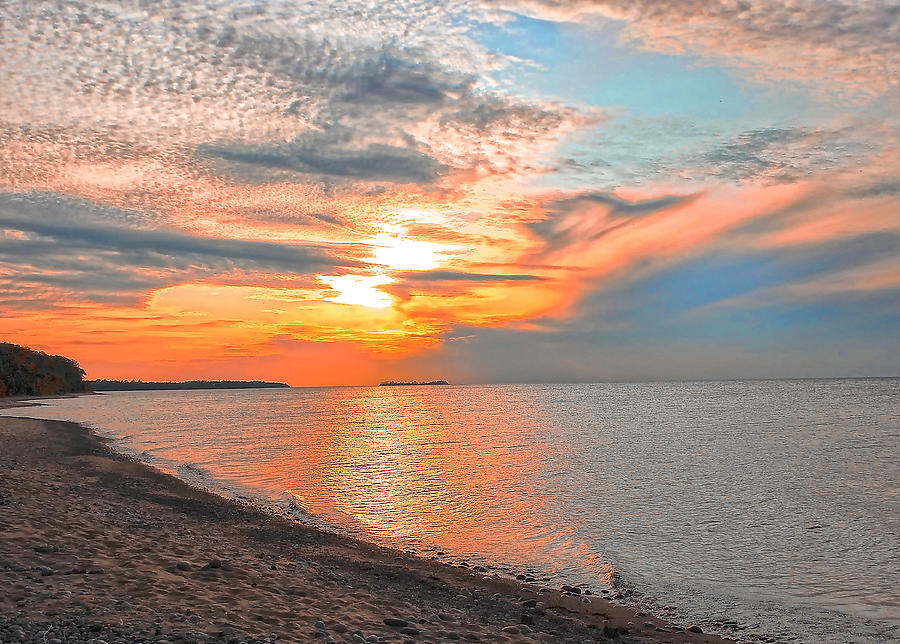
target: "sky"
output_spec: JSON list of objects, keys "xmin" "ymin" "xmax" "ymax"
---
[{"xmin": 1, "ymin": 0, "xmax": 898, "ymax": 385}]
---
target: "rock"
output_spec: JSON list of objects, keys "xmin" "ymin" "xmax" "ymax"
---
[
  {"xmin": 34, "ymin": 544, "xmax": 59, "ymax": 554},
  {"xmin": 520, "ymin": 613, "xmax": 534, "ymax": 625},
  {"xmin": 522, "ymin": 599, "xmax": 537, "ymax": 608},
  {"xmin": 501, "ymin": 626, "xmax": 519, "ymax": 634},
  {"xmin": 221, "ymin": 562, "xmax": 234, "ymax": 572},
  {"xmin": 208, "ymin": 558, "xmax": 222, "ymax": 568},
  {"xmin": 602, "ymin": 625, "xmax": 619, "ymax": 638},
  {"xmin": 176, "ymin": 561, "xmax": 192, "ymax": 571},
  {"xmin": 39, "ymin": 566, "xmax": 55, "ymax": 576},
  {"xmin": 689, "ymin": 625, "xmax": 704, "ymax": 633},
  {"xmin": 332, "ymin": 623, "xmax": 348, "ymax": 633},
  {"xmin": 561, "ymin": 585, "xmax": 581, "ymax": 595},
  {"xmin": 49, "ymin": 639, "xmax": 63, "ymax": 644},
  {"xmin": 400, "ymin": 627, "xmax": 420, "ymax": 635},
  {"xmin": 384, "ymin": 618, "xmax": 409, "ymax": 628}
]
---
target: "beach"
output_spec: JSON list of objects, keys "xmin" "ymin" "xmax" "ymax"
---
[{"xmin": 0, "ymin": 410, "xmax": 730, "ymax": 644}]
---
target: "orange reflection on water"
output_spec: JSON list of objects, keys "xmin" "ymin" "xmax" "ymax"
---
[{"xmin": 272, "ymin": 386, "xmax": 574, "ymax": 567}]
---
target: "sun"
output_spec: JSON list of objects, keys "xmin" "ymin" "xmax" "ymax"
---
[
  {"xmin": 371, "ymin": 229, "xmax": 455, "ymax": 271},
  {"xmin": 318, "ymin": 273, "xmax": 393, "ymax": 309}
]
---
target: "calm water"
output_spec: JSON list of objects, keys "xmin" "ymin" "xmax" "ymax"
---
[{"xmin": 5, "ymin": 380, "xmax": 899, "ymax": 643}]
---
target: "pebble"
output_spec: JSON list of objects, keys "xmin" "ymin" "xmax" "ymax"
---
[
  {"xmin": 39, "ymin": 567, "xmax": 55, "ymax": 576},
  {"xmin": 208, "ymin": 558, "xmax": 222, "ymax": 568},
  {"xmin": 501, "ymin": 626, "xmax": 519, "ymax": 634},
  {"xmin": 332, "ymin": 623, "xmax": 348, "ymax": 633},
  {"xmin": 314, "ymin": 620, "xmax": 326, "ymax": 630},
  {"xmin": 176, "ymin": 561, "xmax": 192, "ymax": 571},
  {"xmin": 689, "ymin": 625, "xmax": 704, "ymax": 633},
  {"xmin": 383, "ymin": 618, "xmax": 409, "ymax": 628}
]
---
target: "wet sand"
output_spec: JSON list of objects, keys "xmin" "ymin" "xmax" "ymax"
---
[{"xmin": 0, "ymin": 411, "xmax": 733, "ymax": 644}]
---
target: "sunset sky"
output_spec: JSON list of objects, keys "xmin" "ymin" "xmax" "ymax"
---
[{"xmin": 2, "ymin": 1, "xmax": 898, "ymax": 385}]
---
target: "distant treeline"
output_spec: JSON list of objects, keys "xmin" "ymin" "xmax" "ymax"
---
[
  {"xmin": 379, "ymin": 380, "xmax": 450, "ymax": 386},
  {"xmin": 88, "ymin": 379, "xmax": 290, "ymax": 391},
  {"xmin": 0, "ymin": 343, "xmax": 88, "ymax": 397}
]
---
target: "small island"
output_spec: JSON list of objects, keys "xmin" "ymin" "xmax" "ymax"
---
[
  {"xmin": 88, "ymin": 379, "xmax": 290, "ymax": 391},
  {"xmin": 379, "ymin": 380, "xmax": 450, "ymax": 386}
]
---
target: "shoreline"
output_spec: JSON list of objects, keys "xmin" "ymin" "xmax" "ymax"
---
[{"xmin": 0, "ymin": 407, "xmax": 733, "ymax": 643}]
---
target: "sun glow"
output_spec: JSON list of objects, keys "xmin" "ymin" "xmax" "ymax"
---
[
  {"xmin": 371, "ymin": 229, "xmax": 456, "ymax": 271},
  {"xmin": 319, "ymin": 273, "xmax": 393, "ymax": 308}
]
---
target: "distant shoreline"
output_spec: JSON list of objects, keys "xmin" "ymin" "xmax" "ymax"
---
[
  {"xmin": 86, "ymin": 379, "xmax": 290, "ymax": 391},
  {"xmin": 379, "ymin": 380, "xmax": 450, "ymax": 386}
]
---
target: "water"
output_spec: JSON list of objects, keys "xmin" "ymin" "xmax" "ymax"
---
[{"xmin": 4, "ymin": 379, "xmax": 898, "ymax": 643}]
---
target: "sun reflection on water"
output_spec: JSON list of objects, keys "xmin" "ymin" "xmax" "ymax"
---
[{"xmin": 282, "ymin": 386, "xmax": 568, "ymax": 562}]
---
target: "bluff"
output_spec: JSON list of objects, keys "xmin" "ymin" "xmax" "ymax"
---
[{"xmin": 0, "ymin": 343, "xmax": 88, "ymax": 396}]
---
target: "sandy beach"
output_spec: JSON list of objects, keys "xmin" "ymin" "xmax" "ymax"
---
[{"xmin": 0, "ymin": 410, "xmax": 733, "ymax": 644}]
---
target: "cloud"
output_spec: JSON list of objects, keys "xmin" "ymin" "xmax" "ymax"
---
[
  {"xmin": 528, "ymin": 191, "xmax": 699, "ymax": 251},
  {"xmin": 0, "ymin": 190, "xmax": 358, "ymax": 307},
  {"xmin": 698, "ymin": 126, "xmax": 870, "ymax": 183},
  {"xmin": 0, "ymin": 0, "xmax": 589, "ymax": 194},
  {"xmin": 0, "ymin": 192, "xmax": 353, "ymax": 270},
  {"xmin": 396, "ymin": 270, "xmax": 546, "ymax": 282},
  {"xmin": 490, "ymin": 0, "xmax": 900, "ymax": 94},
  {"xmin": 200, "ymin": 140, "xmax": 447, "ymax": 184}
]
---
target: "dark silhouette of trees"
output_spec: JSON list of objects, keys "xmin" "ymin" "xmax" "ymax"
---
[{"xmin": 0, "ymin": 343, "xmax": 88, "ymax": 396}]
